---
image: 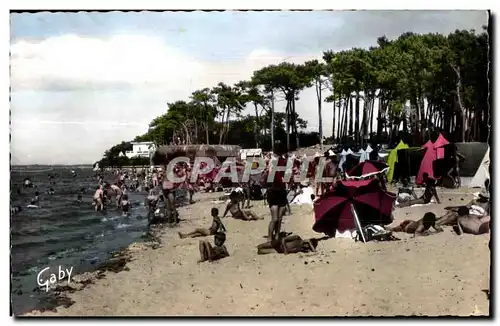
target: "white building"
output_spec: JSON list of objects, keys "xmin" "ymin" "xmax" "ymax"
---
[{"xmin": 125, "ymin": 142, "xmax": 156, "ymax": 159}]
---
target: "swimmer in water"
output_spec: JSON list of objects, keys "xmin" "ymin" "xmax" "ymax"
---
[
  {"xmin": 120, "ymin": 194, "xmax": 130, "ymax": 215},
  {"xmin": 76, "ymin": 194, "xmax": 83, "ymax": 204},
  {"xmin": 93, "ymin": 186, "xmax": 104, "ymax": 212},
  {"xmin": 30, "ymin": 191, "xmax": 40, "ymax": 206},
  {"xmin": 109, "ymin": 183, "xmax": 123, "ymax": 208},
  {"xmin": 11, "ymin": 205, "xmax": 22, "ymax": 215},
  {"xmin": 47, "ymin": 188, "xmax": 55, "ymax": 195}
]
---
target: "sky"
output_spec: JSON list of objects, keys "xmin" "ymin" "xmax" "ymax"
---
[{"xmin": 10, "ymin": 10, "xmax": 488, "ymax": 165}]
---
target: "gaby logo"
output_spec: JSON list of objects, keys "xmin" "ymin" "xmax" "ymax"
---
[{"xmin": 160, "ymin": 156, "xmax": 335, "ymax": 184}]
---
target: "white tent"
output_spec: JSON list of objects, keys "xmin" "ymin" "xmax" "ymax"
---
[{"xmin": 470, "ymin": 146, "xmax": 490, "ymax": 188}]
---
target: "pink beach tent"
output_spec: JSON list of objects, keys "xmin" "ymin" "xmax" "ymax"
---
[
  {"xmin": 433, "ymin": 133, "xmax": 449, "ymax": 160},
  {"xmin": 416, "ymin": 140, "xmax": 437, "ymax": 185}
]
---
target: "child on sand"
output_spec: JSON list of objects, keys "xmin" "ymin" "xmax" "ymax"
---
[
  {"xmin": 198, "ymin": 231, "xmax": 230, "ymax": 262},
  {"xmin": 120, "ymin": 194, "xmax": 131, "ymax": 215},
  {"xmin": 222, "ymin": 191, "xmax": 262, "ymax": 221},
  {"xmin": 179, "ymin": 208, "xmax": 226, "ymax": 239}
]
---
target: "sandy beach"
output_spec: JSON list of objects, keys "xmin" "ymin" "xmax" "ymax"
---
[{"xmin": 23, "ymin": 188, "xmax": 490, "ymax": 317}]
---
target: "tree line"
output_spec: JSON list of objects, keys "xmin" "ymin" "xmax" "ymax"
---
[{"xmin": 100, "ymin": 28, "xmax": 490, "ymax": 166}]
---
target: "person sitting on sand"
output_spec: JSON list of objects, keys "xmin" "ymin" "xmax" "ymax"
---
[
  {"xmin": 198, "ymin": 231, "xmax": 230, "ymax": 263},
  {"xmin": 452, "ymin": 206, "xmax": 490, "ymax": 236},
  {"xmin": 386, "ymin": 212, "xmax": 443, "ymax": 236},
  {"xmin": 397, "ymin": 179, "xmax": 417, "ymax": 204},
  {"xmin": 179, "ymin": 207, "xmax": 226, "ymax": 239},
  {"xmin": 222, "ymin": 191, "xmax": 262, "ymax": 221},
  {"xmin": 397, "ymin": 173, "xmax": 440, "ymax": 207},
  {"xmin": 93, "ymin": 186, "xmax": 104, "ymax": 212},
  {"xmin": 120, "ymin": 194, "xmax": 131, "ymax": 215},
  {"xmin": 257, "ymin": 231, "xmax": 318, "ymax": 255}
]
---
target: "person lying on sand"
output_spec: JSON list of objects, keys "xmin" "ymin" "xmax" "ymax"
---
[
  {"xmin": 257, "ymin": 232, "xmax": 318, "ymax": 255},
  {"xmin": 452, "ymin": 206, "xmax": 490, "ymax": 236},
  {"xmin": 436, "ymin": 203, "xmax": 488, "ymax": 226},
  {"xmin": 397, "ymin": 173, "xmax": 440, "ymax": 207},
  {"xmin": 179, "ymin": 207, "xmax": 226, "ymax": 239},
  {"xmin": 386, "ymin": 212, "xmax": 443, "ymax": 236},
  {"xmin": 222, "ymin": 191, "xmax": 262, "ymax": 221},
  {"xmin": 198, "ymin": 231, "xmax": 230, "ymax": 263}
]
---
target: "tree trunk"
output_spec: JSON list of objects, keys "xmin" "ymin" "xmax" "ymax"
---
[
  {"xmin": 293, "ymin": 95, "xmax": 300, "ymax": 149},
  {"xmin": 316, "ymin": 80, "xmax": 323, "ymax": 149},
  {"xmin": 451, "ymin": 65, "xmax": 466, "ymax": 142},
  {"xmin": 355, "ymin": 90, "xmax": 360, "ymax": 144},
  {"xmin": 331, "ymin": 89, "xmax": 336, "ymax": 141},
  {"xmin": 270, "ymin": 90, "xmax": 275, "ymax": 153},
  {"xmin": 285, "ymin": 99, "xmax": 290, "ymax": 151},
  {"xmin": 253, "ymin": 102, "xmax": 260, "ymax": 147},
  {"xmin": 349, "ymin": 93, "xmax": 354, "ymax": 138}
]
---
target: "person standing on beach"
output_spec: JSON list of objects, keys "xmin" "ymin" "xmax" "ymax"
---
[
  {"xmin": 152, "ymin": 169, "xmax": 159, "ymax": 188},
  {"xmin": 93, "ymin": 185, "xmax": 104, "ymax": 212},
  {"xmin": 162, "ymin": 170, "xmax": 179, "ymax": 224},
  {"xmin": 266, "ymin": 152, "xmax": 289, "ymax": 242},
  {"xmin": 108, "ymin": 183, "xmax": 123, "ymax": 208}
]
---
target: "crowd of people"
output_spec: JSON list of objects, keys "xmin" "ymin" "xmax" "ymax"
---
[{"xmin": 12, "ymin": 144, "xmax": 491, "ymax": 265}]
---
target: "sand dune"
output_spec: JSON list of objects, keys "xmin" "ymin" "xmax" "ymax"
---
[{"xmin": 24, "ymin": 190, "xmax": 490, "ymax": 316}]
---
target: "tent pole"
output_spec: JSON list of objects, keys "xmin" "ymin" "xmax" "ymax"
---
[{"xmin": 350, "ymin": 204, "xmax": 366, "ymax": 243}]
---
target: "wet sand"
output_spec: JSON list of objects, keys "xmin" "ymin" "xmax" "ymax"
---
[{"xmin": 24, "ymin": 188, "xmax": 490, "ymax": 316}]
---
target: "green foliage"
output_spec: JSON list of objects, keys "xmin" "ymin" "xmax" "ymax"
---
[{"xmin": 101, "ymin": 28, "xmax": 489, "ymax": 162}]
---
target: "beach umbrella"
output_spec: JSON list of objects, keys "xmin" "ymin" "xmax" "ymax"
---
[
  {"xmin": 313, "ymin": 179, "xmax": 396, "ymax": 235},
  {"xmin": 346, "ymin": 160, "xmax": 389, "ymax": 179}
]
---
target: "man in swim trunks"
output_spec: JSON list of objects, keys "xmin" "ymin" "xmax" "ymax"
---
[
  {"xmin": 222, "ymin": 191, "xmax": 262, "ymax": 221},
  {"xmin": 386, "ymin": 212, "xmax": 443, "ymax": 236},
  {"xmin": 93, "ymin": 185, "xmax": 104, "ymax": 212},
  {"xmin": 179, "ymin": 207, "xmax": 226, "ymax": 239},
  {"xmin": 397, "ymin": 173, "xmax": 440, "ymax": 207},
  {"xmin": 109, "ymin": 183, "xmax": 123, "ymax": 208},
  {"xmin": 162, "ymin": 171, "xmax": 179, "ymax": 224},
  {"xmin": 452, "ymin": 206, "xmax": 491, "ymax": 235}
]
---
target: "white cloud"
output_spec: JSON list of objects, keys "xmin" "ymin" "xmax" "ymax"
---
[{"xmin": 10, "ymin": 34, "xmax": 324, "ymax": 165}]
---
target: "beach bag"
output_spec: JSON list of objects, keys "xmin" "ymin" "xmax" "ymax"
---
[{"xmin": 356, "ymin": 225, "xmax": 395, "ymax": 242}]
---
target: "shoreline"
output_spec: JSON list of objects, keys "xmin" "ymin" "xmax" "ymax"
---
[
  {"xmin": 19, "ymin": 226, "xmax": 163, "ymax": 316},
  {"xmin": 22, "ymin": 189, "xmax": 490, "ymax": 316}
]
